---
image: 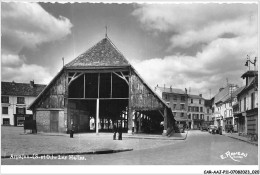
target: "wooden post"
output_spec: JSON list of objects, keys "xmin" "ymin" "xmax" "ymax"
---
[
  {"xmin": 163, "ymin": 107, "xmax": 168, "ymax": 136},
  {"xmin": 127, "ymin": 69, "xmax": 132, "ymax": 134},
  {"xmin": 96, "ymin": 99, "xmax": 99, "ymax": 135},
  {"xmin": 84, "ymin": 73, "xmax": 85, "ymax": 98},
  {"xmin": 138, "ymin": 113, "xmax": 142, "ymax": 133}
]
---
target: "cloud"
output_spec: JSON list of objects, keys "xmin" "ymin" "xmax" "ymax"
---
[
  {"xmin": 1, "ymin": 54, "xmax": 24, "ymax": 68},
  {"xmin": 132, "ymin": 3, "xmax": 257, "ymax": 48},
  {"xmin": 133, "ymin": 35, "xmax": 257, "ymax": 98},
  {"xmin": 1, "ymin": 2, "xmax": 73, "ymax": 52},
  {"xmin": 132, "ymin": 3, "xmax": 258, "ymax": 98},
  {"xmin": 1, "ymin": 2, "xmax": 73, "ymax": 84},
  {"xmin": 1, "ymin": 56, "xmax": 52, "ymax": 84}
]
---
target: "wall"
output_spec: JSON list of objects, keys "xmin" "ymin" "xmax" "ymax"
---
[
  {"xmin": 1, "ymin": 95, "xmax": 36, "ymax": 125},
  {"xmin": 162, "ymin": 92, "xmax": 188, "ymax": 121},
  {"xmin": 36, "ymin": 110, "xmax": 50, "ymax": 132},
  {"xmin": 35, "ymin": 73, "xmax": 66, "ymax": 109},
  {"xmin": 35, "ymin": 110, "xmax": 66, "ymax": 133},
  {"xmin": 131, "ymin": 73, "xmax": 163, "ymax": 111}
]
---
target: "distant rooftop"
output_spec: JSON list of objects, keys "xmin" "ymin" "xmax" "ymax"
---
[
  {"xmin": 241, "ymin": 70, "xmax": 258, "ymax": 79},
  {"xmin": 1, "ymin": 81, "xmax": 46, "ymax": 97},
  {"xmin": 155, "ymin": 86, "xmax": 186, "ymax": 94}
]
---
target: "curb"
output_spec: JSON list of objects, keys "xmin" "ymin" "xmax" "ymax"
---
[
  {"xmin": 124, "ymin": 131, "xmax": 188, "ymax": 140},
  {"xmin": 1, "ymin": 149, "xmax": 133, "ymax": 159},
  {"xmin": 224, "ymin": 135, "xmax": 258, "ymax": 146}
]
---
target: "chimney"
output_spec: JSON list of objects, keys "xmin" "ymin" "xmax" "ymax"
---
[
  {"xmin": 219, "ymin": 87, "xmax": 224, "ymax": 92},
  {"xmin": 170, "ymin": 85, "xmax": 172, "ymax": 92},
  {"xmin": 199, "ymin": 94, "xmax": 202, "ymax": 97},
  {"xmin": 164, "ymin": 84, "xmax": 165, "ymax": 91},
  {"xmin": 185, "ymin": 88, "xmax": 187, "ymax": 94},
  {"xmin": 30, "ymin": 80, "xmax": 35, "ymax": 87}
]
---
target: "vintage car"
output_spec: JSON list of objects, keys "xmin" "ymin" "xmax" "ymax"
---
[{"xmin": 208, "ymin": 125, "xmax": 218, "ymax": 134}]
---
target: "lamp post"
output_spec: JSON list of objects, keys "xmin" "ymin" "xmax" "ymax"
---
[{"xmin": 245, "ymin": 55, "xmax": 258, "ymax": 91}]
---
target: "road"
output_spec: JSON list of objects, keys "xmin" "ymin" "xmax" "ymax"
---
[{"xmin": 2, "ymin": 130, "xmax": 258, "ymax": 165}]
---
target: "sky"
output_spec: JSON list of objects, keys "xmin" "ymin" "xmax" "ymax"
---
[{"xmin": 1, "ymin": 2, "xmax": 258, "ymax": 99}]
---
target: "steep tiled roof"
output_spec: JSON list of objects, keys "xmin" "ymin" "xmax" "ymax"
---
[
  {"xmin": 220, "ymin": 86, "xmax": 245, "ymax": 103},
  {"xmin": 65, "ymin": 37, "xmax": 130, "ymax": 68},
  {"xmin": 1, "ymin": 81, "xmax": 46, "ymax": 97},
  {"xmin": 238, "ymin": 77, "xmax": 258, "ymax": 97},
  {"xmin": 156, "ymin": 87, "xmax": 186, "ymax": 94}
]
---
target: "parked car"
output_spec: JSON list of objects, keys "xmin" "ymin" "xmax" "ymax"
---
[
  {"xmin": 200, "ymin": 124, "xmax": 208, "ymax": 131},
  {"xmin": 208, "ymin": 125, "xmax": 218, "ymax": 134}
]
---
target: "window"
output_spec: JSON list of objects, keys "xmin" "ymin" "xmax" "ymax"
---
[
  {"xmin": 251, "ymin": 92, "xmax": 255, "ymax": 109},
  {"xmin": 17, "ymin": 97, "xmax": 25, "ymax": 104},
  {"xmin": 200, "ymin": 114, "xmax": 204, "ymax": 120},
  {"xmin": 181, "ymin": 104, "xmax": 185, "ymax": 110},
  {"xmin": 200, "ymin": 107, "xmax": 203, "ymax": 112},
  {"xmin": 191, "ymin": 99, "xmax": 193, "ymax": 103},
  {"xmin": 16, "ymin": 107, "xmax": 25, "ymax": 114},
  {"xmin": 199, "ymin": 99, "xmax": 201, "ymax": 104},
  {"xmin": 207, "ymin": 108, "xmax": 209, "ymax": 114},
  {"xmin": 181, "ymin": 96, "xmax": 185, "ymax": 102},
  {"xmin": 244, "ymin": 97, "xmax": 246, "ymax": 111},
  {"xmin": 224, "ymin": 110, "xmax": 227, "ymax": 117},
  {"xmin": 239, "ymin": 100, "xmax": 242, "ymax": 111},
  {"xmin": 1, "ymin": 96, "xmax": 9, "ymax": 103},
  {"xmin": 3, "ymin": 118, "xmax": 10, "ymax": 125},
  {"xmin": 196, "ymin": 107, "xmax": 199, "ymax": 112},
  {"xmin": 2, "ymin": 107, "xmax": 8, "ymax": 114},
  {"xmin": 173, "ymin": 104, "xmax": 176, "ymax": 109},
  {"xmin": 207, "ymin": 116, "xmax": 209, "ymax": 121},
  {"xmin": 229, "ymin": 109, "xmax": 232, "ymax": 117},
  {"xmin": 173, "ymin": 96, "xmax": 177, "ymax": 101},
  {"xmin": 181, "ymin": 113, "xmax": 184, "ymax": 117},
  {"xmin": 188, "ymin": 114, "xmax": 191, "ymax": 119}
]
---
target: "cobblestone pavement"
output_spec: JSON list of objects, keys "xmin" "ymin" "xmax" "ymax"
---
[{"xmin": 1, "ymin": 126, "xmax": 181, "ymax": 157}]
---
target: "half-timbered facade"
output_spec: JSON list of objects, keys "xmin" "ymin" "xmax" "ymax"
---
[{"xmin": 29, "ymin": 37, "xmax": 174, "ymax": 135}]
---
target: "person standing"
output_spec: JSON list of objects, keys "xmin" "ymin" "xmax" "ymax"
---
[{"xmin": 113, "ymin": 124, "xmax": 117, "ymax": 140}]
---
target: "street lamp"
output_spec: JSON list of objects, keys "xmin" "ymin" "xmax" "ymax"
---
[{"xmin": 244, "ymin": 55, "xmax": 258, "ymax": 91}]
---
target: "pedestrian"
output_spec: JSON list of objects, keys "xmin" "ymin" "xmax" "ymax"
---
[
  {"xmin": 118, "ymin": 124, "xmax": 122, "ymax": 140},
  {"xmin": 113, "ymin": 124, "xmax": 117, "ymax": 140}
]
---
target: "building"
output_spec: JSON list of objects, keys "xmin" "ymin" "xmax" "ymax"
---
[
  {"xmin": 187, "ymin": 94, "xmax": 206, "ymax": 129},
  {"xmin": 204, "ymin": 99, "xmax": 213, "ymax": 123},
  {"xmin": 28, "ymin": 37, "xmax": 174, "ymax": 134},
  {"xmin": 236, "ymin": 70, "xmax": 258, "ymax": 135},
  {"xmin": 154, "ymin": 85, "xmax": 188, "ymax": 127},
  {"xmin": 211, "ymin": 84, "xmax": 239, "ymax": 129},
  {"xmin": 155, "ymin": 85, "xmax": 212, "ymax": 129},
  {"xmin": 219, "ymin": 86, "xmax": 244, "ymax": 132},
  {"xmin": 1, "ymin": 81, "xmax": 46, "ymax": 126}
]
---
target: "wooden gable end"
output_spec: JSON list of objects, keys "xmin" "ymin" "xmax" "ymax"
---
[
  {"xmin": 130, "ymin": 72, "xmax": 163, "ymax": 111},
  {"xmin": 34, "ymin": 72, "xmax": 67, "ymax": 109}
]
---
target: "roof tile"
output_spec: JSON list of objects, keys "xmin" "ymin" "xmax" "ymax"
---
[{"xmin": 1, "ymin": 81, "xmax": 46, "ymax": 97}]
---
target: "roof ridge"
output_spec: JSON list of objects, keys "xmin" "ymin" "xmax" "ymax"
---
[
  {"xmin": 106, "ymin": 37, "xmax": 129, "ymax": 64},
  {"xmin": 65, "ymin": 37, "xmax": 130, "ymax": 68},
  {"xmin": 65, "ymin": 38, "xmax": 105, "ymax": 67}
]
